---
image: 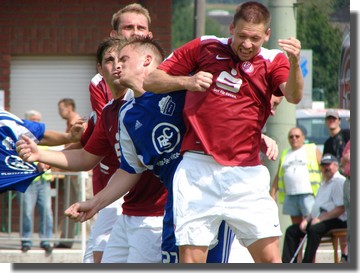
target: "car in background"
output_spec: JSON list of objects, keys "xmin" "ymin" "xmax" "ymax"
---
[{"xmin": 296, "ymin": 108, "xmax": 350, "ymax": 153}]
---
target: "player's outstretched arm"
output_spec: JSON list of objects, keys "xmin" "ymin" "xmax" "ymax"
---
[
  {"xmin": 39, "ymin": 122, "xmax": 85, "ymax": 146},
  {"xmin": 16, "ymin": 134, "xmax": 101, "ymax": 171},
  {"xmin": 144, "ymin": 69, "xmax": 213, "ymax": 94},
  {"xmin": 65, "ymin": 168, "xmax": 142, "ymax": 222}
]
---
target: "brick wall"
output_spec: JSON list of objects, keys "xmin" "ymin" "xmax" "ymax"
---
[
  {"xmin": 0, "ymin": 0, "xmax": 172, "ymax": 109},
  {"xmin": 0, "ymin": 0, "xmax": 172, "ymax": 232}
]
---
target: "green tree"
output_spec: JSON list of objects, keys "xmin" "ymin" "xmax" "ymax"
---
[
  {"xmin": 172, "ymin": 0, "xmax": 225, "ymax": 49},
  {"xmin": 172, "ymin": 0, "xmax": 194, "ymax": 49},
  {"xmin": 297, "ymin": 0, "xmax": 344, "ymax": 108}
]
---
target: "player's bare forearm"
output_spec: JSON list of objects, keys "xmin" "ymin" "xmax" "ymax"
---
[
  {"xmin": 65, "ymin": 169, "xmax": 142, "ymax": 222},
  {"xmin": 278, "ymin": 37, "xmax": 303, "ymax": 104},
  {"xmin": 144, "ymin": 69, "xmax": 213, "ymax": 93}
]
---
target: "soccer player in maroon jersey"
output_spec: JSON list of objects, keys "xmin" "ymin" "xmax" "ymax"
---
[
  {"xmin": 143, "ymin": 1, "xmax": 304, "ymax": 263},
  {"xmin": 82, "ymin": 3, "xmax": 155, "ymax": 262}
]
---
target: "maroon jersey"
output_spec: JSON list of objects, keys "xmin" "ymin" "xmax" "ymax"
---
[
  {"xmin": 158, "ymin": 36, "xmax": 289, "ymax": 166},
  {"xmin": 84, "ymin": 74, "xmax": 113, "ymax": 195},
  {"xmin": 89, "ymin": 73, "xmax": 113, "ymax": 116},
  {"xmin": 84, "ymin": 98, "xmax": 167, "ymax": 216}
]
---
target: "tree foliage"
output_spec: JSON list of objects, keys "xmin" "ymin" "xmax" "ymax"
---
[
  {"xmin": 297, "ymin": 0, "xmax": 347, "ymax": 108},
  {"xmin": 172, "ymin": 0, "xmax": 194, "ymax": 49},
  {"xmin": 172, "ymin": 0, "xmax": 224, "ymax": 49}
]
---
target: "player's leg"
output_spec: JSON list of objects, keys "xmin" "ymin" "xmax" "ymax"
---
[{"xmin": 173, "ymin": 152, "xmax": 223, "ymax": 263}]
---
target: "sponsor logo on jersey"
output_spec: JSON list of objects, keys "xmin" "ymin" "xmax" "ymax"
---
[
  {"xmin": 158, "ymin": 96, "xmax": 176, "ymax": 116},
  {"xmin": 216, "ymin": 68, "xmax": 242, "ymax": 93},
  {"xmin": 241, "ymin": 61, "xmax": 254, "ymax": 73},
  {"xmin": 5, "ymin": 155, "xmax": 37, "ymax": 172},
  {"xmin": 152, "ymin": 122, "xmax": 181, "ymax": 154}
]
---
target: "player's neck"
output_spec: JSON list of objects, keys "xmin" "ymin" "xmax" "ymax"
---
[{"xmin": 112, "ymin": 87, "xmax": 128, "ymax": 99}]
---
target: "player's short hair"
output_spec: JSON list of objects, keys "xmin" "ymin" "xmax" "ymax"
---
[
  {"xmin": 122, "ymin": 35, "xmax": 165, "ymax": 65},
  {"xmin": 233, "ymin": 1, "xmax": 271, "ymax": 30},
  {"xmin": 96, "ymin": 37, "xmax": 126, "ymax": 65},
  {"xmin": 111, "ymin": 3, "xmax": 151, "ymax": 31}
]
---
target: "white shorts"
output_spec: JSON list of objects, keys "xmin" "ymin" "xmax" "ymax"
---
[
  {"xmin": 82, "ymin": 198, "xmax": 123, "ymax": 262},
  {"xmin": 173, "ymin": 152, "xmax": 282, "ymax": 248},
  {"xmin": 101, "ymin": 214, "xmax": 163, "ymax": 263}
]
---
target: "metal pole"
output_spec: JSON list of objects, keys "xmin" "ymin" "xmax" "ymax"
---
[
  {"xmin": 265, "ymin": 0, "xmax": 299, "ymax": 251},
  {"xmin": 194, "ymin": 0, "xmax": 206, "ymax": 38}
]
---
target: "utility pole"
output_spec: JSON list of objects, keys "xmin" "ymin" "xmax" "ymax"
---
[
  {"xmin": 265, "ymin": 0, "xmax": 299, "ymax": 251},
  {"xmin": 194, "ymin": 0, "xmax": 206, "ymax": 38}
]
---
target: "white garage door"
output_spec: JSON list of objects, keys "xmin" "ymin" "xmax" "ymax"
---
[{"xmin": 10, "ymin": 56, "xmax": 96, "ymax": 132}]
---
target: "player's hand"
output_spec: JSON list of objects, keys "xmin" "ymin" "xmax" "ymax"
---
[
  {"xmin": 16, "ymin": 134, "xmax": 40, "ymax": 162},
  {"xmin": 64, "ymin": 200, "xmax": 97, "ymax": 223},
  {"xmin": 260, "ymin": 134, "xmax": 278, "ymax": 161},
  {"xmin": 69, "ymin": 120, "xmax": 86, "ymax": 143},
  {"xmin": 186, "ymin": 71, "xmax": 213, "ymax": 92},
  {"xmin": 278, "ymin": 37, "xmax": 301, "ymax": 66}
]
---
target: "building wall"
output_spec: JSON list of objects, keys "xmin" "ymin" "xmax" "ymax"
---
[
  {"xmin": 0, "ymin": 0, "xmax": 171, "ymax": 234},
  {"xmin": 0, "ymin": 0, "xmax": 172, "ymax": 110}
]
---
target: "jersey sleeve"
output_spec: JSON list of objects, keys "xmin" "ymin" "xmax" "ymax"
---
[
  {"xmin": 80, "ymin": 111, "xmax": 96, "ymax": 147},
  {"xmin": 83, "ymin": 116, "xmax": 111, "ymax": 157},
  {"xmin": 89, "ymin": 74, "xmax": 111, "ymax": 117},
  {"xmin": 21, "ymin": 120, "xmax": 45, "ymax": 142},
  {"xmin": 270, "ymin": 52, "xmax": 290, "ymax": 96},
  {"xmin": 119, "ymin": 112, "xmax": 147, "ymax": 174},
  {"xmin": 158, "ymin": 38, "xmax": 201, "ymax": 76}
]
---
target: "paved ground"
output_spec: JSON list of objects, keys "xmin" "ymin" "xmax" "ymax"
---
[{"xmin": 0, "ymin": 232, "xmax": 339, "ymax": 263}]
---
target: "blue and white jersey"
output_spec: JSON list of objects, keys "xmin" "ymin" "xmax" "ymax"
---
[
  {"xmin": 119, "ymin": 91, "xmax": 186, "ymax": 263},
  {"xmin": 119, "ymin": 91, "xmax": 186, "ymax": 187},
  {"xmin": 119, "ymin": 92, "xmax": 234, "ymax": 263},
  {"xmin": 0, "ymin": 110, "xmax": 45, "ymax": 193}
]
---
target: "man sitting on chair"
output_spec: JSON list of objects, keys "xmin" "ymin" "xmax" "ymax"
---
[{"xmin": 282, "ymin": 154, "xmax": 347, "ymax": 263}]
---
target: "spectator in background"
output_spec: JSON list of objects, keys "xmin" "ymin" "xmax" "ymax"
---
[
  {"xmin": 270, "ymin": 127, "xmax": 322, "ymax": 225},
  {"xmin": 58, "ymin": 98, "xmax": 82, "ymax": 135},
  {"xmin": 56, "ymin": 98, "xmax": 85, "ymax": 248},
  {"xmin": 323, "ymin": 109, "xmax": 350, "ymax": 161},
  {"xmin": 17, "ymin": 110, "xmax": 54, "ymax": 254},
  {"xmin": 282, "ymin": 154, "xmax": 347, "ymax": 263}
]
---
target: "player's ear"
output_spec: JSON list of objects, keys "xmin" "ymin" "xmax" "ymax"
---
[
  {"xmin": 110, "ymin": 30, "xmax": 117, "ymax": 38},
  {"xmin": 229, "ymin": 23, "xmax": 235, "ymax": 35},
  {"xmin": 144, "ymin": 54, "xmax": 152, "ymax": 67},
  {"xmin": 97, "ymin": 63, "xmax": 103, "ymax": 75},
  {"xmin": 264, "ymin": 28, "xmax": 271, "ymax": 43}
]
